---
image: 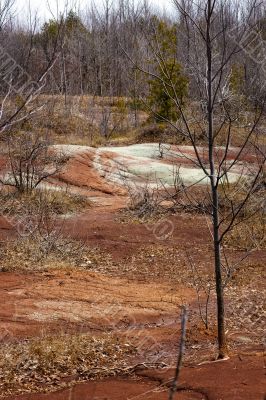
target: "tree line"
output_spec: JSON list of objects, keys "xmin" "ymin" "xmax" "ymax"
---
[{"xmin": 0, "ymin": 0, "xmax": 265, "ymax": 110}]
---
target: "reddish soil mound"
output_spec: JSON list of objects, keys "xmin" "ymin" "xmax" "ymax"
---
[{"xmin": 58, "ymin": 150, "xmax": 126, "ymax": 196}]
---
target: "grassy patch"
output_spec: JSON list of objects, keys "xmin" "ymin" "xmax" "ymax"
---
[
  {"xmin": 219, "ymin": 180, "xmax": 266, "ymax": 250},
  {"xmin": 0, "ymin": 188, "xmax": 91, "ymax": 217},
  {"xmin": 224, "ymin": 215, "xmax": 266, "ymax": 250},
  {"xmin": 0, "ymin": 236, "xmax": 113, "ymax": 272},
  {"xmin": 0, "ymin": 333, "xmax": 135, "ymax": 396}
]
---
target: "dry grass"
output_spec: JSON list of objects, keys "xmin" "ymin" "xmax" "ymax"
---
[
  {"xmin": 0, "ymin": 235, "xmax": 113, "ymax": 272},
  {"xmin": 224, "ymin": 215, "xmax": 266, "ymax": 250},
  {"xmin": 0, "ymin": 233, "xmax": 191, "ymax": 282},
  {"xmin": 36, "ymin": 113, "xmax": 105, "ymax": 147},
  {"xmin": 0, "ymin": 187, "xmax": 95, "ymax": 273},
  {"xmin": 106, "ymin": 245, "xmax": 191, "ymax": 283},
  {"xmin": 0, "ymin": 332, "xmax": 136, "ymax": 396},
  {"xmin": 3, "ymin": 95, "xmax": 266, "ymax": 149},
  {"xmin": 32, "ymin": 95, "xmax": 147, "ymax": 147},
  {"xmin": 0, "ymin": 188, "xmax": 91, "ymax": 217},
  {"xmin": 226, "ymin": 283, "xmax": 265, "ymax": 345},
  {"xmin": 6, "ymin": 95, "xmax": 265, "ymax": 152},
  {"xmin": 219, "ymin": 179, "xmax": 266, "ymax": 250}
]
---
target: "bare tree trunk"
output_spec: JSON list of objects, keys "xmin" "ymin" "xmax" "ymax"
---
[
  {"xmin": 212, "ymin": 186, "xmax": 227, "ymax": 358},
  {"xmin": 62, "ymin": 50, "xmax": 68, "ymax": 110},
  {"xmin": 206, "ymin": 0, "xmax": 228, "ymax": 359}
]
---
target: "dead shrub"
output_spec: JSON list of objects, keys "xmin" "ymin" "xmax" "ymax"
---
[
  {"xmin": 120, "ymin": 172, "xmax": 165, "ymax": 221},
  {"xmin": 128, "ymin": 186, "xmax": 162, "ymax": 218},
  {"xmin": 0, "ymin": 131, "xmax": 65, "ymax": 194}
]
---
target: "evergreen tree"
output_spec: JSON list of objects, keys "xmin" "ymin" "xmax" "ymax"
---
[{"xmin": 148, "ymin": 19, "xmax": 188, "ymax": 122}]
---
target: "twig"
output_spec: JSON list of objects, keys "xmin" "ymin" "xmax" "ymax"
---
[{"xmin": 168, "ymin": 306, "xmax": 188, "ymax": 400}]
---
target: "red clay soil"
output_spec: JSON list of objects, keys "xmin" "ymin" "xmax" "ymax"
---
[
  {"xmin": 0, "ymin": 146, "xmax": 265, "ymax": 400},
  {"xmin": 57, "ymin": 150, "xmax": 126, "ymax": 196},
  {"xmin": 0, "ymin": 269, "xmax": 194, "ymax": 340},
  {"xmin": 172, "ymin": 145, "xmax": 259, "ymax": 165},
  {"xmin": 0, "ymin": 211, "xmax": 265, "ymax": 400},
  {"xmin": 5, "ymin": 354, "xmax": 265, "ymax": 400},
  {"xmin": 62, "ymin": 208, "xmax": 212, "ymax": 262},
  {"xmin": 62, "ymin": 207, "xmax": 266, "ymax": 272}
]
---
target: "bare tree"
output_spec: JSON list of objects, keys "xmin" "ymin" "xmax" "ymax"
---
[
  {"xmin": 0, "ymin": 3, "xmax": 66, "ymax": 134},
  {"xmin": 127, "ymin": 0, "xmax": 266, "ymax": 358},
  {"xmin": 0, "ymin": 0, "xmax": 14, "ymax": 30},
  {"xmin": 0, "ymin": 131, "xmax": 64, "ymax": 193}
]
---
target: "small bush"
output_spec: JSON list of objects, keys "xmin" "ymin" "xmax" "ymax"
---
[{"xmin": 136, "ymin": 123, "xmax": 185, "ymax": 144}]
